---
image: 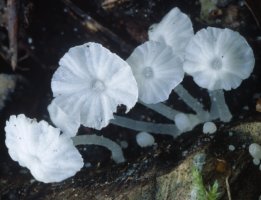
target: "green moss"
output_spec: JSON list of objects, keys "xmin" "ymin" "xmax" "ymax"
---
[{"xmin": 191, "ymin": 166, "xmax": 220, "ymax": 200}]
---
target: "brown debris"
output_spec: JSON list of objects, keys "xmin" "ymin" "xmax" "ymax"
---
[
  {"xmin": 215, "ymin": 159, "xmax": 228, "ymax": 173},
  {"xmin": 125, "ymin": 20, "xmax": 148, "ymax": 43},
  {"xmin": 101, "ymin": 0, "xmax": 130, "ymax": 11},
  {"xmin": 223, "ymin": 5, "xmax": 240, "ymax": 28},
  {"xmin": 256, "ymin": 98, "xmax": 261, "ymax": 112}
]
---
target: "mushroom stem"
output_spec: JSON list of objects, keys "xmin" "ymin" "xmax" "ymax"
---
[
  {"xmin": 139, "ymin": 101, "xmax": 203, "ymax": 130},
  {"xmin": 208, "ymin": 90, "xmax": 232, "ymax": 122},
  {"xmin": 174, "ymin": 85, "xmax": 209, "ymax": 120},
  {"xmin": 111, "ymin": 115, "xmax": 181, "ymax": 138},
  {"xmin": 72, "ymin": 134, "xmax": 125, "ymax": 164},
  {"xmin": 138, "ymin": 101, "xmax": 179, "ymax": 121}
]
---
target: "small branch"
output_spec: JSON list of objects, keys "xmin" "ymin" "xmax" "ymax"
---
[
  {"xmin": 225, "ymin": 176, "xmax": 232, "ymax": 200},
  {"xmin": 111, "ymin": 115, "xmax": 181, "ymax": 138},
  {"xmin": 72, "ymin": 134, "xmax": 125, "ymax": 163},
  {"xmin": 245, "ymin": 0, "xmax": 261, "ymax": 29},
  {"xmin": 7, "ymin": 0, "xmax": 18, "ymax": 70},
  {"xmin": 101, "ymin": 0, "xmax": 131, "ymax": 10}
]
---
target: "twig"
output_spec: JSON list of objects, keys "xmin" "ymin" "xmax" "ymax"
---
[
  {"xmin": 7, "ymin": 0, "xmax": 18, "ymax": 70},
  {"xmin": 225, "ymin": 175, "xmax": 232, "ymax": 200},
  {"xmin": 245, "ymin": 0, "xmax": 261, "ymax": 29},
  {"xmin": 101, "ymin": 0, "xmax": 130, "ymax": 10}
]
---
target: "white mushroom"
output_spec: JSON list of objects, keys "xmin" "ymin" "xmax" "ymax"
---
[
  {"xmin": 127, "ymin": 41, "xmax": 184, "ymax": 104},
  {"xmin": 249, "ymin": 143, "xmax": 261, "ymax": 160},
  {"xmin": 184, "ymin": 27, "xmax": 254, "ymax": 91},
  {"xmin": 51, "ymin": 42, "xmax": 138, "ymax": 130},
  {"xmin": 202, "ymin": 121, "xmax": 217, "ymax": 134},
  {"xmin": 183, "ymin": 27, "xmax": 255, "ymax": 122},
  {"xmin": 136, "ymin": 131, "xmax": 155, "ymax": 147},
  {"xmin": 5, "ymin": 114, "xmax": 83, "ymax": 183},
  {"xmin": 47, "ymin": 100, "xmax": 80, "ymax": 137},
  {"xmin": 174, "ymin": 113, "xmax": 191, "ymax": 132},
  {"xmin": 148, "ymin": 7, "xmax": 194, "ymax": 58}
]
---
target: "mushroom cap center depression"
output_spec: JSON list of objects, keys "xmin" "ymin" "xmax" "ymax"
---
[
  {"xmin": 210, "ymin": 57, "xmax": 223, "ymax": 70},
  {"xmin": 142, "ymin": 66, "xmax": 154, "ymax": 79},
  {"xmin": 91, "ymin": 79, "xmax": 106, "ymax": 92}
]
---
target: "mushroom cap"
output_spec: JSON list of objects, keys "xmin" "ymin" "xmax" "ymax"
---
[
  {"xmin": 48, "ymin": 100, "xmax": 80, "ymax": 137},
  {"xmin": 203, "ymin": 121, "xmax": 217, "ymax": 134},
  {"xmin": 136, "ymin": 131, "xmax": 155, "ymax": 147},
  {"xmin": 5, "ymin": 114, "xmax": 83, "ymax": 183},
  {"xmin": 183, "ymin": 27, "xmax": 255, "ymax": 91},
  {"xmin": 249, "ymin": 143, "xmax": 261, "ymax": 160},
  {"xmin": 148, "ymin": 7, "xmax": 194, "ymax": 58},
  {"xmin": 174, "ymin": 113, "xmax": 191, "ymax": 132},
  {"xmin": 127, "ymin": 41, "xmax": 184, "ymax": 104},
  {"xmin": 51, "ymin": 42, "xmax": 138, "ymax": 130}
]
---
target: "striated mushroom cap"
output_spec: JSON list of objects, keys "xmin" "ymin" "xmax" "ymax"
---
[
  {"xmin": 51, "ymin": 42, "xmax": 138, "ymax": 130},
  {"xmin": 127, "ymin": 41, "xmax": 184, "ymax": 104},
  {"xmin": 48, "ymin": 100, "xmax": 80, "ymax": 137},
  {"xmin": 183, "ymin": 27, "xmax": 255, "ymax": 91},
  {"xmin": 148, "ymin": 7, "xmax": 194, "ymax": 58},
  {"xmin": 5, "ymin": 114, "xmax": 83, "ymax": 183}
]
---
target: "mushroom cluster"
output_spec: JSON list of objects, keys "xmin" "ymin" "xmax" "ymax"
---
[{"xmin": 4, "ymin": 6, "xmax": 256, "ymax": 183}]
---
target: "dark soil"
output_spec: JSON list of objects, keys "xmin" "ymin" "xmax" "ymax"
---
[{"xmin": 0, "ymin": 0, "xmax": 260, "ymax": 199}]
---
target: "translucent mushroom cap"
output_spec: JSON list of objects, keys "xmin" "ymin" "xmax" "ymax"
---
[
  {"xmin": 249, "ymin": 143, "xmax": 261, "ymax": 160},
  {"xmin": 183, "ymin": 27, "xmax": 255, "ymax": 91},
  {"xmin": 148, "ymin": 7, "xmax": 194, "ymax": 58},
  {"xmin": 127, "ymin": 41, "xmax": 184, "ymax": 104},
  {"xmin": 48, "ymin": 100, "xmax": 80, "ymax": 137},
  {"xmin": 5, "ymin": 114, "xmax": 83, "ymax": 183},
  {"xmin": 51, "ymin": 42, "xmax": 138, "ymax": 130}
]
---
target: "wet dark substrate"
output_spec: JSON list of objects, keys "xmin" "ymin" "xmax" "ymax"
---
[{"xmin": 0, "ymin": 0, "xmax": 260, "ymax": 199}]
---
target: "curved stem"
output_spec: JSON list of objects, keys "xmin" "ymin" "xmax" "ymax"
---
[
  {"xmin": 72, "ymin": 134, "xmax": 125, "ymax": 164},
  {"xmin": 139, "ymin": 101, "xmax": 179, "ymax": 121},
  {"xmin": 174, "ymin": 85, "xmax": 209, "ymax": 121},
  {"xmin": 111, "ymin": 115, "xmax": 181, "ymax": 138}
]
